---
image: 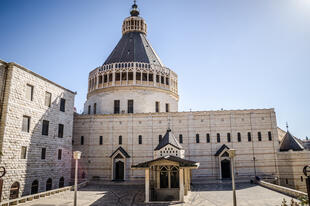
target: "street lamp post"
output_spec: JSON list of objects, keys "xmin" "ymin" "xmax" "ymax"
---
[
  {"xmin": 73, "ymin": 151, "xmax": 82, "ymax": 206},
  {"xmin": 228, "ymin": 149, "xmax": 237, "ymax": 206}
]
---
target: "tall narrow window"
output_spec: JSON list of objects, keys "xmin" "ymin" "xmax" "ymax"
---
[
  {"xmin": 238, "ymin": 132, "xmax": 241, "ymax": 142},
  {"xmin": 268, "ymin": 131, "xmax": 272, "ymax": 141},
  {"xmin": 58, "ymin": 124, "xmax": 64, "ymax": 138},
  {"xmin": 206, "ymin": 133, "xmax": 210, "ymax": 143},
  {"xmin": 99, "ymin": 75, "xmax": 103, "ymax": 84},
  {"xmin": 258, "ymin": 132, "xmax": 262, "ymax": 141},
  {"xmin": 60, "ymin": 98, "xmax": 66, "ymax": 112},
  {"xmin": 128, "ymin": 100, "xmax": 134, "ymax": 113},
  {"xmin": 248, "ymin": 132, "xmax": 252, "ymax": 142},
  {"xmin": 45, "ymin": 92, "xmax": 51, "ymax": 107},
  {"xmin": 21, "ymin": 146, "xmax": 27, "ymax": 159},
  {"xmin": 22, "ymin": 116, "xmax": 30, "ymax": 133},
  {"xmin": 99, "ymin": 136, "xmax": 103, "ymax": 145},
  {"xmin": 217, "ymin": 133, "xmax": 221, "ymax": 143},
  {"xmin": 196, "ymin": 134, "xmax": 200, "ymax": 143},
  {"xmin": 155, "ymin": 101, "xmax": 160, "ymax": 113},
  {"xmin": 165, "ymin": 103, "xmax": 169, "ymax": 112},
  {"xmin": 136, "ymin": 72, "xmax": 141, "ymax": 81},
  {"xmin": 128, "ymin": 72, "xmax": 133, "ymax": 80},
  {"xmin": 138, "ymin": 135, "xmax": 142, "ymax": 144},
  {"xmin": 58, "ymin": 149, "xmax": 62, "ymax": 160},
  {"xmin": 26, "ymin": 84, "xmax": 34, "ymax": 101},
  {"xmin": 41, "ymin": 148, "xmax": 46, "ymax": 160},
  {"xmin": 119, "ymin": 136, "xmax": 122, "ymax": 145},
  {"xmin": 93, "ymin": 103, "xmax": 97, "ymax": 114},
  {"xmin": 159, "ymin": 135, "xmax": 162, "ymax": 142},
  {"xmin": 42, "ymin": 120, "xmax": 49, "ymax": 136},
  {"xmin": 227, "ymin": 133, "xmax": 231, "ymax": 142},
  {"xmin": 81, "ymin": 136, "xmax": 84, "ymax": 145},
  {"xmin": 114, "ymin": 100, "xmax": 120, "ymax": 114},
  {"xmin": 149, "ymin": 73, "xmax": 153, "ymax": 81},
  {"xmin": 179, "ymin": 134, "xmax": 183, "ymax": 144},
  {"xmin": 156, "ymin": 75, "xmax": 160, "ymax": 83},
  {"xmin": 88, "ymin": 105, "xmax": 91, "ymax": 114}
]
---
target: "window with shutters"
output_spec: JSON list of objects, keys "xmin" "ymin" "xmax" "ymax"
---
[
  {"xmin": 26, "ymin": 84, "xmax": 34, "ymax": 101},
  {"xmin": 60, "ymin": 98, "xmax": 66, "ymax": 112},
  {"xmin": 206, "ymin": 133, "xmax": 210, "ymax": 143},
  {"xmin": 196, "ymin": 134, "xmax": 200, "ymax": 143},
  {"xmin": 268, "ymin": 131, "xmax": 272, "ymax": 141},
  {"xmin": 41, "ymin": 148, "xmax": 46, "ymax": 160},
  {"xmin": 114, "ymin": 100, "xmax": 120, "ymax": 114},
  {"xmin": 42, "ymin": 120, "xmax": 49, "ymax": 136},
  {"xmin": 45, "ymin": 92, "xmax": 51, "ymax": 107},
  {"xmin": 58, "ymin": 124, "xmax": 64, "ymax": 138},
  {"xmin": 179, "ymin": 134, "xmax": 183, "ymax": 144},
  {"xmin": 21, "ymin": 146, "xmax": 27, "ymax": 159},
  {"xmin": 22, "ymin": 116, "xmax": 30, "ymax": 133},
  {"xmin": 128, "ymin": 100, "xmax": 134, "ymax": 113},
  {"xmin": 58, "ymin": 149, "xmax": 62, "ymax": 160}
]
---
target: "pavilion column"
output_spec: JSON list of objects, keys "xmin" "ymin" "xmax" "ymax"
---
[
  {"xmin": 156, "ymin": 166, "xmax": 160, "ymax": 188},
  {"xmin": 184, "ymin": 168, "xmax": 188, "ymax": 195},
  {"xmin": 179, "ymin": 168, "xmax": 184, "ymax": 202},
  {"xmin": 145, "ymin": 168, "xmax": 150, "ymax": 203}
]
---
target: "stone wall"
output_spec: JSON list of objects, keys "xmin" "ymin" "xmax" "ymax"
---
[
  {"xmin": 73, "ymin": 108, "xmax": 279, "ymax": 182},
  {"xmin": 0, "ymin": 61, "xmax": 75, "ymax": 201},
  {"xmin": 84, "ymin": 87, "xmax": 178, "ymax": 115},
  {"xmin": 277, "ymin": 151, "xmax": 310, "ymax": 193}
]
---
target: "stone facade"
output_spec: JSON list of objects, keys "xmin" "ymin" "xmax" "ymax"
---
[
  {"xmin": 72, "ymin": 109, "xmax": 279, "ymax": 182},
  {"xmin": 0, "ymin": 60, "xmax": 75, "ymax": 201}
]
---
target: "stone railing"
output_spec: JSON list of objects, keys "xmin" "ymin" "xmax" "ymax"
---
[
  {"xmin": 0, "ymin": 181, "xmax": 88, "ymax": 206},
  {"xmin": 256, "ymin": 180, "xmax": 307, "ymax": 198}
]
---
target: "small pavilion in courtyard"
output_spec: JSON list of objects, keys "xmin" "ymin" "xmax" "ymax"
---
[{"xmin": 132, "ymin": 129, "xmax": 199, "ymax": 202}]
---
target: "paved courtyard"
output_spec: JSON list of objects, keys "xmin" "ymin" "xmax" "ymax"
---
[{"xmin": 21, "ymin": 183, "xmax": 296, "ymax": 206}]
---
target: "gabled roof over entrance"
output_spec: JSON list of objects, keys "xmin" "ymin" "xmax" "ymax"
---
[
  {"xmin": 280, "ymin": 131, "xmax": 304, "ymax": 152},
  {"xmin": 214, "ymin": 144, "xmax": 230, "ymax": 156},
  {"xmin": 110, "ymin": 146, "xmax": 131, "ymax": 158},
  {"xmin": 131, "ymin": 155, "xmax": 199, "ymax": 168},
  {"xmin": 154, "ymin": 129, "xmax": 182, "ymax": 151}
]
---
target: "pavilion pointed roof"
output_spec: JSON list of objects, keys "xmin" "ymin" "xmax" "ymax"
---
[
  {"xmin": 154, "ymin": 129, "xmax": 182, "ymax": 151},
  {"xmin": 280, "ymin": 131, "xmax": 304, "ymax": 152}
]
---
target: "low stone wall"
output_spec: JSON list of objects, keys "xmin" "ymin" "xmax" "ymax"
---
[
  {"xmin": 257, "ymin": 180, "xmax": 307, "ymax": 199},
  {"xmin": 0, "ymin": 181, "xmax": 88, "ymax": 206}
]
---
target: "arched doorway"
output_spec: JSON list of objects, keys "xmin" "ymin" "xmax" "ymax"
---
[
  {"xmin": 221, "ymin": 159, "xmax": 231, "ymax": 179},
  {"xmin": 46, "ymin": 178, "xmax": 52, "ymax": 191},
  {"xmin": 59, "ymin": 177, "xmax": 64, "ymax": 188},
  {"xmin": 9, "ymin": 182, "xmax": 19, "ymax": 200},
  {"xmin": 115, "ymin": 160, "xmax": 124, "ymax": 180},
  {"xmin": 31, "ymin": 180, "xmax": 39, "ymax": 194}
]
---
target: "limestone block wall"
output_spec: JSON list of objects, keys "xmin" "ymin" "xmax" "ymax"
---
[
  {"xmin": 0, "ymin": 62, "xmax": 75, "ymax": 201},
  {"xmin": 73, "ymin": 108, "xmax": 279, "ymax": 182},
  {"xmin": 277, "ymin": 151, "xmax": 310, "ymax": 192},
  {"xmin": 84, "ymin": 87, "xmax": 178, "ymax": 115}
]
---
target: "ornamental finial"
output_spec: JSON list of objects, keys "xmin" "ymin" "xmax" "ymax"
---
[{"xmin": 130, "ymin": 0, "xmax": 139, "ymax": 16}]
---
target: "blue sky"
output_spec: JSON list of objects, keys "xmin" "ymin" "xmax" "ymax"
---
[{"xmin": 1, "ymin": 0, "xmax": 309, "ymax": 139}]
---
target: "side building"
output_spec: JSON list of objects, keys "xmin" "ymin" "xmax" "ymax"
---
[{"xmin": 0, "ymin": 60, "xmax": 75, "ymax": 201}]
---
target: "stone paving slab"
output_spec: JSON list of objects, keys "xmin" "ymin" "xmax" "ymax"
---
[{"xmin": 21, "ymin": 183, "xmax": 297, "ymax": 206}]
